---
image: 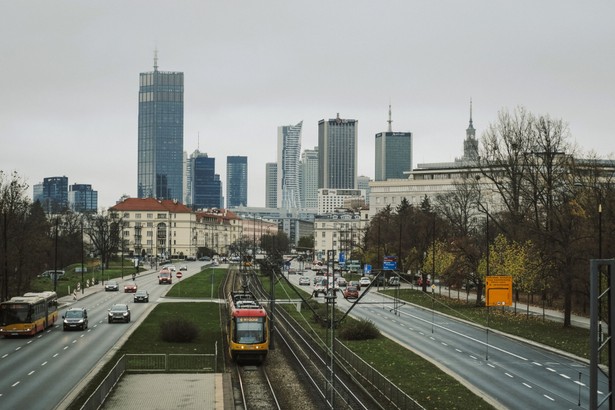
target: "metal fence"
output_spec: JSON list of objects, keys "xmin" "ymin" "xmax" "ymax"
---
[
  {"xmin": 125, "ymin": 352, "xmax": 217, "ymax": 373},
  {"xmin": 335, "ymin": 340, "xmax": 425, "ymax": 410},
  {"xmin": 79, "ymin": 349, "xmax": 217, "ymax": 410}
]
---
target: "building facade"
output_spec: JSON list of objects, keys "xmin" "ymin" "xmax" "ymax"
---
[
  {"xmin": 277, "ymin": 122, "xmax": 303, "ymax": 209},
  {"xmin": 265, "ymin": 162, "xmax": 277, "ymax": 208},
  {"xmin": 318, "ymin": 114, "xmax": 358, "ymax": 190},
  {"xmin": 226, "ymin": 156, "xmax": 248, "ymax": 208},
  {"xmin": 313, "ymin": 209, "xmax": 370, "ymax": 262},
  {"xmin": 188, "ymin": 151, "xmax": 222, "ymax": 209},
  {"xmin": 137, "ymin": 59, "xmax": 184, "ymax": 201},
  {"xmin": 111, "ymin": 198, "xmax": 243, "ymax": 259},
  {"xmin": 318, "ymin": 188, "xmax": 366, "ymax": 214},
  {"xmin": 68, "ymin": 184, "xmax": 98, "ymax": 213},
  {"xmin": 300, "ymin": 147, "xmax": 319, "ymax": 209},
  {"xmin": 33, "ymin": 176, "xmax": 69, "ymax": 214},
  {"xmin": 375, "ymin": 105, "xmax": 413, "ymax": 181}
]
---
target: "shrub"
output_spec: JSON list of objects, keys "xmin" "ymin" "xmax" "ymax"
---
[
  {"xmin": 159, "ymin": 318, "xmax": 200, "ymax": 343},
  {"xmin": 338, "ymin": 318, "xmax": 380, "ymax": 341}
]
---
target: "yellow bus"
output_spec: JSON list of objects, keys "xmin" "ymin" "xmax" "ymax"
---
[{"xmin": 0, "ymin": 291, "xmax": 58, "ymax": 337}]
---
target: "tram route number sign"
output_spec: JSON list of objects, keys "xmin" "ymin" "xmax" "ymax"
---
[{"xmin": 485, "ymin": 275, "xmax": 512, "ymax": 307}]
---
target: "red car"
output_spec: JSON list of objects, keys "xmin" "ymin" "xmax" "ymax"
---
[
  {"xmin": 124, "ymin": 283, "xmax": 137, "ymax": 293},
  {"xmin": 343, "ymin": 286, "xmax": 359, "ymax": 299}
]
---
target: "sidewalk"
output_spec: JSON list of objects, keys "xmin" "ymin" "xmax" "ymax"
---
[{"xmin": 420, "ymin": 284, "xmax": 591, "ymax": 329}]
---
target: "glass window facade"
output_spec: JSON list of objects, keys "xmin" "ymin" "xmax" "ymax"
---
[{"xmin": 137, "ymin": 70, "xmax": 184, "ymax": 201}]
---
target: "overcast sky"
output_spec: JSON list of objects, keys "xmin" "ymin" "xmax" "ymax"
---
[{"xmin": 1, "ymin": 1, "xmax": 613, "ymax": 209}]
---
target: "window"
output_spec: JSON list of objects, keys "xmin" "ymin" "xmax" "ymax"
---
[
  {"xmin": 135, "ymin": 213, "xmax": 141, "ymax": 219},
  {"xmin": 147, "ymin": 214, "xmax": 153, "ymax": 219}
]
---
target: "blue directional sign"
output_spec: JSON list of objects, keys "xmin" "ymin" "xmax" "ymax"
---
[
  {"xmin": 383, "ymin": 256, "xmax": 397, "ymax": 270},
  {"xmin": 338, "ymin": 252, "xmax": 346, "ymax": 266},
  {"xmin": 364, "ymin": 264, "xmax": 372, "ymax": 274}
]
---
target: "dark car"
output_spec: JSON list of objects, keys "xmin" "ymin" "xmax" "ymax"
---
[
  {"xmin": 134, "ymin": 289, "xmax": 149, "ymax": 303},
  {"xmin": 343, "ymin": 286, "xmax": 359, "ymax": 299},
  {"xmin": 124, "ymin": 283, "xmax": 138, "ymax": 293},
  {"xmin": 388, "ymin": 277, "xmax": 400, "ymax": 287},
  {"xmin": 108, "ymin": 304, "xmax": 131, "ymax": 323},
  {"xmin": 105, "ymin": 280, "xmax": 119, "ymax": 291},
  {"xmin": 62, "ymin": 307, "xmax": 88, "ymax": 330}
]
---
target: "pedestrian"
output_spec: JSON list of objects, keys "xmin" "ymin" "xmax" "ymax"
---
[{"xmin": 72, "ymin": 289, "xmax": 78, "ymax": 300}]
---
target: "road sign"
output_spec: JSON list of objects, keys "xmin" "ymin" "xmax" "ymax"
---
[
  {"xmin": 485, "ymin": 275, "xmax": 512, "ymax": 307},
  {"xmin": 383, "ymin": 256, "xmax": 397, "ymax": 270},
  {"xmin": 176, "ymin": 272, "xmax": 183, "ymax": 279}
]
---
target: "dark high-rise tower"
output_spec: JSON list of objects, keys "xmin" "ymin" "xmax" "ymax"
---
[
  {"xmin": 462, "ymin": 99, "xmax": 479, "ymax": 162},
  {"xmin": 188, "ymin": 151, "xmax": 222, "ymax": 209},
  {"xmin": 226, "ymin": 156, "xmax": 248, "ymax": 208},
  {"xmin": 137, "ymin": 53, "xmax": 184, "ymax": 200},
  {"xmin": 318, "ymin": 114, "xmax": 358, "ymax": 189},
  {"xmin": 375, "ymin": 105, "xmax": 413, "ymax": 181}
]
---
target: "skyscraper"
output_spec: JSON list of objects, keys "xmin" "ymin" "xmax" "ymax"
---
[
  {"xmin": 68, "ymin": 184, "xmax": 98, "ymax": 213},
  {"xmin": 137, "ymin": 55, "xmax": 184, "ymax": 201},
  {"xmin": 318, "ymin": 114, "xmax": 358, "ymax": 190},
  {"xmin": 277, "ymin": 122, "xmax": 302, "ymax": 209},
  {"xmin": 226, "ymin": 156, "xmax": 248, "ymax": 208},
  {"xmin": 265, "ymin": 162, "xmax": 277, "ymax": 208},
  {"xmin": 33, "ymin": 176, "xmax": 69, "ymax": 214},
  {"xmin": 188, "ymin": 150, "xmax": 222, "ymax": 209},
  {"xmin": 462, "ymin": 100, "xmax": 479, "ymax": 162},
  {"xmin": 375, "ymin": 105, "xmax": 413, "ymax": 181},
  {"xmin": 300, "ymin": 147, "xmax": 319, "ymax": 209}
]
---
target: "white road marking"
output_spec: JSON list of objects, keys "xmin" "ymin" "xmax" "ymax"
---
[
  {"xmin": 28, "ymin": 371, "xmax": 35, "ymax": 376},
  {"xmin": 505, "ymin": 373, "xmax": 513, "ymax": 378},
  {"xmin": 543, "ymin": 395, "xmax": 554, "ymax": 401},
  {"xmin": 523, "ymin": 383, "xmax": 532, "ymax": 389}
]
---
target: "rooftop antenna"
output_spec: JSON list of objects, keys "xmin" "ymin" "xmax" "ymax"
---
[
  {"xmin": 387, "ymin": 102, "xmax": 393, "ymax": 132},
  {"xmin": 153, "ymin": 48, "xmax": 158, "ymax": 71},
  {"xmin": 197, "ymin": 132, "xmax": 200, "ymax": 151}
]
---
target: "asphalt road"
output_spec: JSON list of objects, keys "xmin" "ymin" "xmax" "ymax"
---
[
  {"xmin": 285, "ymin": 265, "xmax": 607, "ymax": 410},
  {"xmin": 0, "ymin": 261, "xmax": 206, "ymax": 410}
]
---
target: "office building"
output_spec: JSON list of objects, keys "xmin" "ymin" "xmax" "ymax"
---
[
  {"xmin": 375, "ymin": 105, "xmax": 413, "ymax": 181},
  {"xmin": 188, "ymin": 150, "xmax": 222, "ymax": 209},
  {"xmin": 300, "ymin": 147, "xmax": 319, "ymax": 209},
  {"xmin": 277, "ymin": 122, "xmax": 303, "ymax": 209},
  {"xmin": 68, "ymin": 184, "xmax": 98, "ymax": 213},
  {"xmin": 265, "ymin": 162, "xmax": 277, "ymax": 208},
  {"xmin": 318, "ymin": 114, "xmax": 358, "ymax": 190},
  {"xmin": 226, "ymin": 156, "xmax": 248, "ymax": 208},
  {"xmin": 137, "ymin": 55, "xmax": 184, "ymax": 201},
  {"xmin": 33, "ymin": 176, "xmax": 69, "ymax": 214}
]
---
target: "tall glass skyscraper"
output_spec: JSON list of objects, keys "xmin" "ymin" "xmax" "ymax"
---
[
  {"xmin": 137, "ymin": 58, "xmax": 184, "ymax": 201},
  {"xmin": 318, "ymin": 114, "xmax": 358, "ymax": 189},
  {"xmin": 33, "ymin": 176, "xmax": 69, "ymax": 214},
  {"xmin": 226, "ymin": 156, "xmax": 248, "ymax": 208},
  {"xmin": 300, "ymin": 147, "xmax": 319, "ymax": 209},
  {"xmin": 375, "ymin": 105, "xmax": 413, "ymax": 181},
  {"xmin": 277, "ymin": 121, "xmax": 302, "ymax": 209},
  {"xmin": 265, "ymin": 162, "xmax": 277, "ymax": 208},
  {"xmin": 188, "ymin": 151, "xmax": 222, "ymax": 209},
  {"xmin": 68, "ymin": 184, "xmax": 98, "ymax": 213}
]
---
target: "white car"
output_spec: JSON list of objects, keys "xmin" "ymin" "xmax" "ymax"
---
[
  {"xmin": 299, "ymin": 276, "xmax": 311, "ymax": 286},
  {"xmin": 359, "ymin": 276, "xmax": 371, "ymax": 287}
]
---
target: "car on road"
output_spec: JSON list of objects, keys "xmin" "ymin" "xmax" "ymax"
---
[
  {"xmin": 349, "ymin": 280, "xmax": 361, "ymax": 290},
  {"xmin": 158, "ymin": 269, "xmax": 172, "ymax": 284},
  {"xmin": 124, "ymin": 283, "xmax": 137, "ymax": 293},
  {"xmin": 134, "ymin": 289, "xmax": 149, "ymax": 303},
  {"xmin": 298, "ymin": 276, "xmax": 310, "ymax": 286},
  {"xmin": 108, "ymin": 304, "xmax": 131, "ymax": 323},
  {"xmin": 105, "ymin": 280, "xmax": 119, "ymax": 291},
  {"xmin": 179, "ymin": 265, "xmax": 188, "ymax": 271},
  {"xmin": 167, "ymin": 265, "xmax": 177, "ymax": 272},
  {"xmin": 313, "ymin": 278, "xmax": 327, "ymax": 297},
  {"xmin": 359, "ymin": 276, "xmax": 371, "ymax": 287},
  {"xmin": 388, "ymin": 277, "xmax": 400, "ymax": 287},
  {"xmin": 343, "ymin": 286, "xmax": 359, "ymax": 299},
  {"xmin": 62, "ymin": 307, "xmax": 88, "ymax": 330}
]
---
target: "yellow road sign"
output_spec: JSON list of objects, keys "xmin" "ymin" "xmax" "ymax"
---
[{"xmin": 486, "ymin": 275, "xmax": 513, "ymax": 307}]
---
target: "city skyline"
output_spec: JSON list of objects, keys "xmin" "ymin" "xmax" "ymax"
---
[{"xmin": 2, "ymin": 2, "xmax": 613, "ymax": 209}]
